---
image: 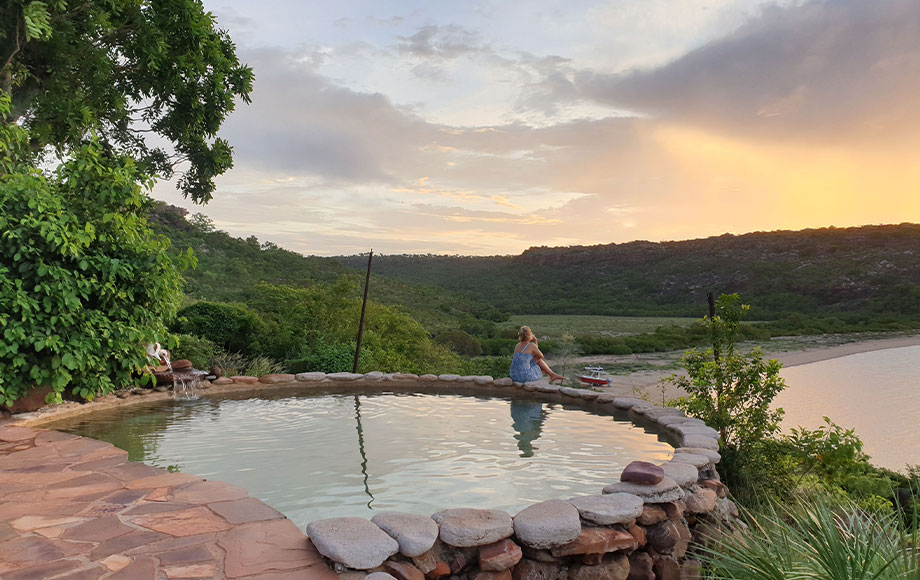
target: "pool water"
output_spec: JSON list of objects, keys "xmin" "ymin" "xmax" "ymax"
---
[{"xmin": 48, "ymin": 391, "xmax": 674, "ymax": 526}]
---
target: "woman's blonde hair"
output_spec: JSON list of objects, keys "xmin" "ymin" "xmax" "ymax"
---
[{"xmin": 518, "ymin": 326, "xmax": 533, "ymax": 342}]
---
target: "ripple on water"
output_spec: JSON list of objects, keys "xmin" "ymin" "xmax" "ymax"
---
[{"xmin": 49, "ymin": 391, "xmax": 673, "ymax": 527}]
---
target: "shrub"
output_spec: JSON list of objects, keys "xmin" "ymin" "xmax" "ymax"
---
[
  {"xmin": 210, "ymin": 352, "xmax": 244, "ymax": 377},
  {"xmin": 0, "ymin": 137, "xmax": 187, "ymax": 405},
  {"xmin": 171, "ymin": 301, "xmax": 262, "ymax": 354},
  {"xmin": 435, "ymin": 330, "xmax": 483, "ymax": 357},
  {"xmin": 242, "ymin": 356, "xmax": 285, "ymax": 377},
  {"xmin": 288, "ymin": 341, "xmax": 360, "ymax": 374},
  {"xmin": 171, "ymin": 334, "xmax": 220, "ymax": 370},
  {"xmin": 701, "ymin": 496, "xmax": 920, "ymax": 579},
  {"xmin": 459, "ymin": 356, "xmax": 513, "ymax": 378}
]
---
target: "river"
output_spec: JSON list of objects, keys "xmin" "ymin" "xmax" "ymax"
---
[{"xmin": 776, "ymin": 345, "xmax": 920, "ymax": 472}]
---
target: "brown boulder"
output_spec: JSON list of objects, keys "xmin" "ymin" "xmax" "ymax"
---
[
  {"xmin": 385, "ymin": 561, "xmax": 425, "ymax": 580},
  {"xmin": 258, "ymin": 374, "xmax": 295, "ymax": 384},
  {"xmin": 550, "ymin": 528, "xmax": 636, "ymax": 558},
  {"xmin": 426, "ymin": 562, "xmax": 451, "ymax": 579},
  {"xmin": 171, "ymin": 359, "xmax": 193, "ymax": 371},
  {"xmin": 210, "ymin": 365, "xmax": 223, "ymax": 378},
  {"xmin": 474, "ymin": 572, "xmax": 512, "ymax": 580},
  {"xmin": 620, "ymin": 461, "xmax": 664, "ymax": 485},
  {"xmin": 512, "ymin": 559, "xmax": 567, "ymax": 580},
  {"xmin": 627, "ymin": 552, "xmax": 654, "ymax": 580},
  {"xmin": 5, "ymin": 385, "xmax": 53, "ymax": 413},
  {"xmin": 637, "ymin": 505, "xmax": 666, "ymax": 526},
  {"xmin": 480, "ymin": 539, "xmax": 523, "ymax": 571},
  {"xmin": 568, "ymin": 553, "xmax": 629, "ymax": 580}
]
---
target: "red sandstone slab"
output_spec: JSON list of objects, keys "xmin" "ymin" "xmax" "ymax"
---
[
  {"xmin": 1, "ymin": 558, "xmax": 85, "ymax": 580},
  {"xmin": 0, "ymin": 535, "xmax": 86, "ymax": 565},
  {"xmin": 0, "ymin": 500, "xmax": 94, "ymax": 522},
  {"xmin": 44, "ymin": 473, "xmax": 124, "ymax": 501},
  {"xmin": 50, "ymin": 437, "xmax": 114, "ymax": 457},
  {"xmin": 128, "ymin": 532, "xmax": 218, "ymax": 557},
  {"xmin": 171, "ymin": 480, "xmax": 249, "ymax": 504},
  {"xmin": 101, "ymin": 461, "xmax": 164, "ymax": 482},
  {"xmin": 0, "ymin": 426, "xmax": 38, "ymax": 442},
  {"xmin": 60, "ymin": 566, "xmax": 107, "ymax": 580},
  {"xmin": 218, "ymin": 519, "xmax": 324, "ymax": 578},
  {"xmin": 90, "ymin": 530, "xmax": 169, "ymax": 560},
  {"xmin": 71, "ymin": 454, "xmax": 131, "ymax": 472},
  {"xmin": 106, "ymin": 556, "xmax": 158, "ymax": 580},
  {"xmin": 33, "ymin": 430, "xmax": 80, "ymax": 446},
  {"xmin": 163, "ymin": 562, "xmax": 218, "ymax": 578},
  {"xmin": 126, "ymin": 472, "xmax": 203, "ymax": 490},
  {"xmin": 155, "ymin": 543, "xmax": 216, "ymax": 565},
  {"xmin": 130, "ymin": 506, "xmax": 231, "ymax": 536},
  {"xmin": 235, "ymin": 568, "xmax": 339, "ymax": 580},
  {"xmin": 207, "ymin": 497, "xmax": 285, "ymax": 524},
  {"xmin": 63, "ymin": 515, "xmax": 134, "ymax": 542}
]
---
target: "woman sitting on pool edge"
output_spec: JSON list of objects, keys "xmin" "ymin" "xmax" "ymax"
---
[{"xmin": 509, "ymin": 326, "xmax": 565, "ymax": 384}]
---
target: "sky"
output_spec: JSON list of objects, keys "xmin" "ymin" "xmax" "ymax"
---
[{"xmin": 153, "ymin": 0, "xmax": 920, "ymax": 256}]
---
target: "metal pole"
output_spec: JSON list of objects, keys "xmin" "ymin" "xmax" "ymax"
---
[{"xmin": 353, "ymin": 250, "xmax": 373, "ymax": 373}]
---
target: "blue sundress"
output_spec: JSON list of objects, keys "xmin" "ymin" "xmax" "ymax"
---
[{"xmin": 509, "ymin": 343, "xmax": 542, "ymax": 383}]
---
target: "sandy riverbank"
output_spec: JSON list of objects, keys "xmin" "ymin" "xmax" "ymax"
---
[{"xmin": 547, "ymin": 333, "xmax": 920, "ymax": 401}]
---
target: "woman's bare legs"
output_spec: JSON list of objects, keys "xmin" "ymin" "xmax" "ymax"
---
[{"xmin": 537, "ymin": 359, "xmax": 564, "ymax": 383}]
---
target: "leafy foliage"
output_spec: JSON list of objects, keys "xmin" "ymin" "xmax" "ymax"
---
[
  {"xmin": 0, "ymin": 1, "xmax": 249, "ymax": 404},
  {"xmin": 1, "ymin": 0, "xmax": 253, "ymax": 202},
  {"xmin": 172, "ymin": 301, "xmax": 262, "ymax": 354},
  {"xmin": 0, "ymin": 137, "xmax": 189, "ymax": 405},
  {"xmin": 701, "ymin": 496, "xmax": 920, "ymax": 580},
  {"xmin": 170, "ymin": 334, "xmax": 218, "ymax": 370}
]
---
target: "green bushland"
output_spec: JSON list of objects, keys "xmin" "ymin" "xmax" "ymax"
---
[
  {"xmin": 338, "ymin": 226, "xmax": 920, "ymax": 338},
  {"xmin": 671, "ymin": 294, "xmax": 920, "ymax": 526}
]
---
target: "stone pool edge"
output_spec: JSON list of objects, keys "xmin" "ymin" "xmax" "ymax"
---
[{"xmin": 5, "ymin": 373, "xmax": 732, "ymax": 580}]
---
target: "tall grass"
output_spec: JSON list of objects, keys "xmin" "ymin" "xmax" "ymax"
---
[{"xmin": 701, "ymin": 496, "xmax": 919, "ymax": 580}]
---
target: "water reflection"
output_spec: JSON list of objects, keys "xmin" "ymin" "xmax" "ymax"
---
[
  {"xmin": 47, "ymin": 392, "xmax": 673, "ymax": 525},
  {"xmin": 510, "ymin": 401, "xmax": 547, "ymax": 457}
]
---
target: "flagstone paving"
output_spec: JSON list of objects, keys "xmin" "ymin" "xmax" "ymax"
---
[{"xmin": 0, "ymin": 421, "xmax": 339, "ymax": 580}]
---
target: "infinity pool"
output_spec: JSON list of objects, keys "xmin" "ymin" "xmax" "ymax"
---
[{"xmin": 48, "ymin": 391, "xmax": 673, "ymax": 526}]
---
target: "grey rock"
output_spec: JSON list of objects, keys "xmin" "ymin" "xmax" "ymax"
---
[
  {"xmin": 392, "ymin": 373, "xmax": 420, "ymax": 381},
  {"xmin": 296, "ymin": 372, "xmax": 327, "ymax": 382},
  {"xmin": 659, "ymin": 461, "xmax": 700, "ymax": 487},
  {"xmin": 307, "ymin": 517, "xmax": 399, "ymax": 569},
  {"xmin": 371, "ymin": 512, "xmax": 439, "ymax": 557},
  {"xmin": 534, "ymin": 384, "xmax": 559, "ymax": 393},
  {"xmin": 364, "ymin": 371, "xmax": 385, "ymax": 381},
  {"xmin": 568, "ymin": 493, "xmax": 643, "ymax": 525},
  {"xmin": 522, "ymin": 383, "xmax": 538, "ymax": 391},
  {"xmin": 611, "ymin": 397, "xmax": 648, "ymax": 410},
  {"xmin": 595, "ymin": 394, "xmax": 617, "ymax": 404},
  {"xmin": 512, "ymin": 499, "xmax": 581, "ymax": 549},
  {"xmin": 634, "ymin": 406, "xmax": 685, "ymax": 421},
  {"xmin": 438, "ymin": 374, "xmax": 461, "ymax": 382},
  {"xmin": 365, "ymin": 574, "xmax": 397, "ymax": 580},
  {"xmin": 458, "ymin": 375, "xmax": 476, "ymax": 383},
  {"xmin": 675, "ymin": 447, "xmax": 721, "ymax": 464},
  {"xmin": 681, "ymin": 435, "xmax": 720, "ymax": 450},
  {"xmin": 669, "ymin": 453, "xmax": 712, "ymax": 469},
  {"xmin": 473, "ymin": 376, "xmax": 494, "ymax": 385},
  {"xmin": 493, "ymin": 378, "xmax": 514, "ymax": 387},
  {"xmin": 576, "ymin": 390, "xmax": 599, "ymax": 400},
  {"xmin": 327, "ymin": 372, "xmax": 364, "ymax": 381},
  {"xmin": 670, "ymin": 423, "xmax": 720, "ymax": 438},
  {"xmin": 603, "ymin": 477, "xmax": 686, "ymax": 503},
  {"xmin": 559, "ymin": 387, "xmax": 582, "ymax": 397},
  {"xmin": 419, "ymin": 374, "xmax": 439, "ymax": 381},
  {"xmin": 432, "ymin": 508, "xmax": 513, "ymax": 547}
]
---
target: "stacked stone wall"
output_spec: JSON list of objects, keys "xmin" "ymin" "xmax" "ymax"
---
[{"xmin": 18, "ymin": 370, "xmax": 738, "ymax": 580}]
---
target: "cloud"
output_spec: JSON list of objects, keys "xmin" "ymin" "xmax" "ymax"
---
[
  {"xmin": 397, "ymin": 24, "xmax": 486, "ymax": 60},
  {"xmin": 574, "ymin": 0, "xmax": 920, "ymax": 140}
]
